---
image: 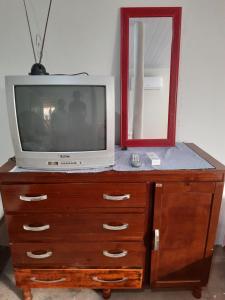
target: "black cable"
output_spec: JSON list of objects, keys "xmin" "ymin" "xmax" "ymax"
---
[
  {"xmin": 53, "ymin": 72, "xmax": 89, "ymax": 76},
  {"xmin": 39, "ymin": 0, "xmax": 52, "ymax": 64},
  {"xmin": 22, "ymin": 0, "xmax": 37, "ymax": 63}
]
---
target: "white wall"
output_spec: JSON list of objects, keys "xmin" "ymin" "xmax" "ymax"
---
[
  {"xmin": 0, "ymin": 0, "xmax": 225, "ymax": 244},
  {"xmin": 143, "ymin": 68, "xmax": 170, "ymax": 139}
]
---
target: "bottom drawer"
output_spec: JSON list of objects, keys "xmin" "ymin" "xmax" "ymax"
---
[{"xmin": 15, "ymin": 268, "xmax": 143, "ymax": 289}]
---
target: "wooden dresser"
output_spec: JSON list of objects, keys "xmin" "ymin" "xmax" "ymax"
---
[{"xmin": 0, "ymin": 144, "xmax": 224, "ymax": 300}]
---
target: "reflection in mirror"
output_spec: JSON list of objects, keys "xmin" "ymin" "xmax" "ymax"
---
[
  {"xmin": 120, "ymin": 7, "xmax": 181, "ymax": 147},
  {"xmin": 128, "ymin": 17, "xmax": 172, "ymax": 140}
]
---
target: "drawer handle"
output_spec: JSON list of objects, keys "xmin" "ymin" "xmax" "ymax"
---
[
  {"xmin": 154, "ymin": 229, "xmax": 160, "ymax": 251},
  {"xmin": 103, "ymin": 223, "xmax": 129, "ymax": 231},
  {"xmin": 92, "ymin": 276, "xmax": 128, "ymax": 283},
  {"xmin": 19, "ymin": 195, "xmax": 48, "ymax": 202},
  {"xmin": 103, "ymin": 194, "xmax": 130, "ymax": 201},
  {"xmin": 103, "ymin": 250, "xmax": 128, "ymax": 258},
  {"xmin": 23, "ymin": 224, "xmax": 50, "ymax": 232},
  {"xmin": 26, "ymin": 251, "xmax": 52, "ymax": 259},
  {"xmin": 30, "ymin": 277, "xmax": 66, "ymax": 284}
]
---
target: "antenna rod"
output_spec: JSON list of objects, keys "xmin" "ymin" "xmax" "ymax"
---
[
  {"xmin": 22, "ymin": 0, "xmax": 37, "ymax": 63},
  {"xmin": 39, "ymin": 0, "xmax": 52, "ymax": 64}
]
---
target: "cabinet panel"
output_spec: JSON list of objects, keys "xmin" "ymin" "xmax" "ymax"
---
[
  {"xmin": 15, "ymin": 268, "xmax": 143, "ymax": 289},
  {"xmin": 1, "ymin": 183, "xmax": 147, "ymax": 212},
  {"xmin": 11, "ymin": 242, "xmax": 145, "ymax": 268},
  {"xmin": 6, "ymin": 213, "xmax": 145, "ymax": 242},
  {"xmin": 151, "ymin": 182, "xmax": 215, "ymax": 288}
]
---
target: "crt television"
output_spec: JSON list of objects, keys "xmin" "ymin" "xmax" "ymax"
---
[{"xmin": 5, "ymin": 75, "xmax": 115, "ymax": 170}]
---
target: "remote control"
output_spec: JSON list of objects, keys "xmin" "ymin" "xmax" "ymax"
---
[
  {"xmin": 130, "ymin": 153, "xmax": 142, "ymax": 168},
  {"xmin": 146, "ymin": 152, "xmax": 161, "ymax": 166}
]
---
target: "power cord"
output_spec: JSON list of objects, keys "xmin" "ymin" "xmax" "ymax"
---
[{"xmin": 52, "ymin": 72, "xmax": 89, "ymax": 76}]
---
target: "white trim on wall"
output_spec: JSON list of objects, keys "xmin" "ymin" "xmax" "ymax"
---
[{"xmin": 216, "ymin": 194, "xmax": 225, "ymax": 246}]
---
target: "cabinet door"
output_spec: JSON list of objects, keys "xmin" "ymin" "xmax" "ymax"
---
[{"xmin": 150, "ymin": 182, "xmax": 223, "ymax": 288}]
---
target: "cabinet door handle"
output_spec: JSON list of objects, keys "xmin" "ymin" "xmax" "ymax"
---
[
  {"xmin": 103, "ymin": 223, "xmax": 129, "ymax": 231},
  {"xmin": 30, "ymin": 277, "xmax": 66, "ymax": 284},
  {"xmin": 19, "ymin": 195, "xmax": 48, "ymax": 201},
  {"xmin": 103, "ymin": 194, "xmax": 130, "ymax": 201},
  {"xmin": 92, "ymin": 276, "xmax": 128, "ymax": 283},
  {"xmin": 26, "ymin": 251, "xmax": 52, "ymax": 259},
  {"xmin": 23, "ymin": 224, "xmax": 50, "ymax": 232},
  {"xmin": 154, "ymin": 229, "xmax": 160, "ymax": 251},
  {"xmin": 103, "ymin": 250, "xmax": 128, "ymax": 258},
  {"xmin": 155, "ymin": 183, "xmax": 163, "ymax": 188}
]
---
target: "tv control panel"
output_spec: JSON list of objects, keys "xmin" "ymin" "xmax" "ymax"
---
[{"xmin": 48, "ymin": 161, "xmax": 83, "ymax": 166}]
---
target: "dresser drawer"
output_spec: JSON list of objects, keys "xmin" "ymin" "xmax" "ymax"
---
[
  {"xmin": 11, "ymin": 242, "xmax": 145, "ymax": 268},
  {"xmin": 1, "ymin": 183, "xmax": 147, "ymax": 212},
  {"xmin": 15, "ymin": 268, "xmax": 143, "ymax": 289},
  {"xmin": 6, "ymin": 213, "xmax": 145, "ymax": 242}
]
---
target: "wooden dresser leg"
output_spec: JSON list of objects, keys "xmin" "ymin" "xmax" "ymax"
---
[
  {"xmin": 102, "ymin": 289, "xmax": 111, "ymax": 299},
  {"xmin": 22, "ymin": 287, "xmax": 32, "ymax": 300},
  {"xmin": 192, "ymin": 286, "xmax": 202, "ymax": 299}
]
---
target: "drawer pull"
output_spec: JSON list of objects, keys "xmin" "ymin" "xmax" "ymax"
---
[
  {"xmin": 154, "ymin": 229, "xmax": 160, "ymax": 251},
  {"xmin": 23, "ymin": 224, "xmax": 50, "ymax": 232},
  {"xmin": 103, "ymin": 250, "xmax": 128, "ymax": 258},
  {"xmin": 103, "ymin": 194, "xmax": 130, "ymax": 201},
  {"xmin": 103, "ymin": 223, "xmax": 129, "ymax": 231},
  {"xmin": 30, "ymin": 277, "xmax": 66, "ymax": 284},
  {"xmin": 26, "ymin": 251, "xmax": 52, "ymax": 259},
  {"xmin": 19, "ymin": 195, "xmax": 48, "ymax": 202},
  {"xmin": 92, "ymin": 276, "xmax": 128, "ymax": 283}
]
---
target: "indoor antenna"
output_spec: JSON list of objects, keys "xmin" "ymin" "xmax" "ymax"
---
[{"xmin": 22, "ymin": 0, "xmax": 53, "ymax": 75}]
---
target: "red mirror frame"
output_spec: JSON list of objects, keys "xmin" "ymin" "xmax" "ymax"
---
[{"xmin": 120, "ymin": 7, "xmax": 182, "ymax": 147}]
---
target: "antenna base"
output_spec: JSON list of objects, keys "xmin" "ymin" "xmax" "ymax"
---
[{"xmin": 29, "ymin": 63, "xmax": 49, "ymax": 75}]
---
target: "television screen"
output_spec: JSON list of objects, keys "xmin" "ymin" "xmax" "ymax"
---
[{"xmin": 15, "ymin": 85, "xmax": 106, "ymax": 152}]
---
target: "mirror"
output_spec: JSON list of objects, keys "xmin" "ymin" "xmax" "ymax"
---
[{"xmin": 120, "ymin": 7, "xmax": 182, "ymax": 147}]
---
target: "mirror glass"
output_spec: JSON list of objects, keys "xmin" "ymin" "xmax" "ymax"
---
[
  {"xmin": 120, "ymin": 7, "xmax": 181, "ymax": 147},
  {"xmin": 128, "ymin": 17, "xmax": 172, "ymax": 140}
]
